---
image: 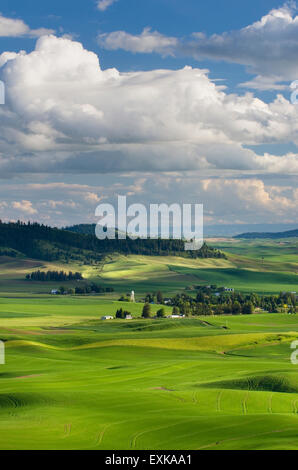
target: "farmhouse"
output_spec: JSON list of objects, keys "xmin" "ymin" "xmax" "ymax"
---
[
  {"xmin": 51, "ymin": 289, "xmax": 59, "ymax": 295},
  {"xmin": 101, "ymin": 316, "xmax": 114, "ymax": 320},
  {"xmin": 224, "ymin": 287, "xmax": 234, "ymax": 292},
  {"xmin": 125, "ymin": 314, "xmax": 133, "ymax": 320},
  {"xmin": 167, "ymin": 314, "xmax": 186, "ymax": 319}
]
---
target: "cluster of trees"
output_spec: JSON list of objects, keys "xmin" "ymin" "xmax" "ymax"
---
[
  {"xmin": 118, "ymin": 294, "xmax": 131, "ymax": 302},
  {"xmin": 275, "ymin": 292, "xmax": 297, "ymax": 314},
  {"xmin": 116, "ymin": 288, "xmax": 297, "ymax": 320},
  {"xmin": 144, "ymin": 291, "xmax": 164, "ymax": 304},
  {"xmin": 140, "ymin": 286, "xmax": 297, "ymax": 316},
  {"xmin": 26, "ymin": 270, "xmax": 83, "ymax": 281},
  {"xmin": 169, "ymin": 288, "xmax": 297, "ymax": 316},
  {"xmin": 54, "ymin": 283, "xmax": 114, "ymax": 295},
  {"xmin": 0, "ymin": 221, "xmax": 225, "ymax": 262},
  {"xmin": 115, "ymin": 305, "xmax": 174, "ymax": 319},
  {"xmin": 141, "ymin": 303, "xmax": 166, "ymax": 318},
  {"xmin": 74, "ymin": 284, "xmax": 114, "ymax": 295},
  {"xmin": 115, "ymin": 308, "xmax": 131, "ymax": 319}
]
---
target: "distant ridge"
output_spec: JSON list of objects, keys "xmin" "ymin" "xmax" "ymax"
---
[
  {"xmin": 67, "ymin": 224, "xmax": 298, "ymax": 239},
  {"xmin": 235, "ymin": 228, "xmax": 298, "ymax": 239}
]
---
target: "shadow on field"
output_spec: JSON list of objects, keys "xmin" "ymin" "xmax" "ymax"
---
[{"xmin": 199, "ymin": 374, "xmax": 298, "ymax": 393}]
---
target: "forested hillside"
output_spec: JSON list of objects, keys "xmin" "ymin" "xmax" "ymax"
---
[{"xmin": 0, "ymin": 221, "xmax": 226, "ymax": 262}]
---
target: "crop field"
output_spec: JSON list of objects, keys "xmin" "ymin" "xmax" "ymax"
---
[
  {"xmin": 0, "ymin": 237, "xmax": 297, "ymax": 296},
  {"xmin": 97, "ymin": 241, "xmax": 298, "ymax": 294},
  {"xmin": 0, "ymin": 238, "xmax": 297, "ymax": 450},
  {"xmin": 1, "ymin": 310, "xmax": 298, "ymax": 450}
]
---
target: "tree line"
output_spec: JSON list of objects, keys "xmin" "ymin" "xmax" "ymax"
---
[
  {"xmin": 26, "ymin": 270, "xmax": 83, "ymax": 281},
  {"xmin": 53, "ymin": 283, "xmax": 114, "ymax": 295}
]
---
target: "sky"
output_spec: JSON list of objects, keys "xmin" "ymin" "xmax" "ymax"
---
[{"xmin": 0, "ymin": 0, "xmax": 297, "ymax": 228}]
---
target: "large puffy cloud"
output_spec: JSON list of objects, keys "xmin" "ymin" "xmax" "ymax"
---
[
  {"xmin": 0, "ymin": 34, "xmax": 298, "ymax": 178},
  {"xmin": 98, "ymin": 2, "xmax": 298, "ymax": 89},
  {"xmin": 0, "ymin": 14, "xmax": 54, "ymax": 38}
]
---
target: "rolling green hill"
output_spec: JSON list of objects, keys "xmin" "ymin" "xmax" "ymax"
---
[
  {"xmin": 0, "ymin": 236, "xmax": 297, "ymax": 295},
  {"xmin": 0, "ymin": 308, "xmax": 298, "ymax": 450},
  {"xmin": 0, "ymin": 237, "xmax": 297, "ymax": 449}
]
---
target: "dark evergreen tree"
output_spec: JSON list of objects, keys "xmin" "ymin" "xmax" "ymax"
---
[
  {"xmin": 142, "ymin": 303, "xmax": 151, "ymax": 318},
  {"xmin": 156, "ymin": 291, "xmax": 164, "ymax": 304},
  {"xmin": 156, "ymin": 308, "xmax": 166, "ymax": 318}
]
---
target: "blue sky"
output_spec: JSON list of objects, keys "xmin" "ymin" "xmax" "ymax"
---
[
  {"xmin": 0, "ymin": 0, "xmax": 297, "ymax": 227},
  {"xmin": 0, "ymin": 0, "xmax": 292, "ymax": 93}
]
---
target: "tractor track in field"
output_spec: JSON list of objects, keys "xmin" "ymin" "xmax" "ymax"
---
[
  {"xmin": 96, "ymin": 424, "xmax": 113, "ymax": 446},
  {"xmin": 192, "ymin": 392, "xmax": 198, "ymax": 404},
  {"xmin": 268, "ymin": 394, "xmax": 273, "ymax": 414},
  {"xmin": 217, "ymin": 391, "xmax": 223, "ymax": 412},
  {"xmin": 0, "ymin": 394, "xmax": 23, "ymax": 408},
  {"xmin": 130, "ymin": 419, "xmax": 195, "ymax": 449},
  {"xmin": 95, "ymin": 412, "xmax": 173, "ymax": 448},
  {"xmin": 196, "ymin": 427, "xmax": 297, "ymax": 450},
  {"xmin": 8, "ymin": 395, "xmax": 19, "ymax": 408},
  {"xmin": 0, "ymin": 392, "xmax": 53, "ymax": 410},
  {"xmin": 242, "ymin": 392, "xmax": 249, "ymax": 415},
  {"xmin": 63, "ymin": 423, "xmax": 72, "ymax": 437}
]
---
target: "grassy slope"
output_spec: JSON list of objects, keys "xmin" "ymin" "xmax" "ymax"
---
[
  {"xmin": 0, "ymin": 310, "xmax": 298, "ymax": 450},
  {"xmin": 0, "ymin": 237, "xmax": 297, "ymax": 295},
  {"xmin": 0, "ymin": 239, "xmax": 297, "ymax": 450},
  {"xmin": 96, "ymin": 241, "xmax": 298, "ymax": 294}
]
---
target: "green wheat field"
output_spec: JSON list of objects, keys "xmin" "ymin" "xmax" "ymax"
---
[{"xmin": 0, "ymin": 238, "xmax": 298, "ymax": 450}]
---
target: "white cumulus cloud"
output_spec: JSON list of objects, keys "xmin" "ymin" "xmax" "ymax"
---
[
  {"xmin": 98, "ymin": 27, "xmax": 178, "ymax": 55},
  {"xmin": 0, "ymin": 34, "xmax": 297, "ymax": 179},
  {"xmin": 11, "ymin": 200, "xmax": 37, "ymax": 214},
  {"xmin": 0, "ymin": 14, "xmax": 54, "ymax": 38}
]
